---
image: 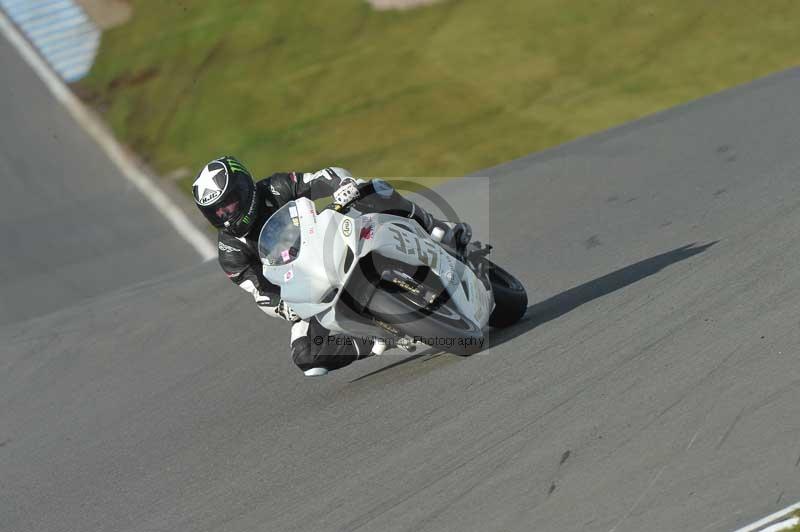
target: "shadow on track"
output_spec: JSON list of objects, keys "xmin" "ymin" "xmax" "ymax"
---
[
  {"xmin": 349, "ymin": 347, "xmax": 441, "ymax": 383},
  {"xmin": 486, "ymin": 241, "xmax": 718, "ymax": 351},
  {"xmin": 351, "ymin": 241, "xmax": 717, "ymax": 381}
]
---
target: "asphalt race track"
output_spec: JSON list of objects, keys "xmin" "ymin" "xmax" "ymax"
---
[
  {"xmin": 0, "ymin": 37, "xmax": 200, "ymax": 326},
  {"xmin": 2, "ymin": 48, "xmax": 800, "ymax": 532}
]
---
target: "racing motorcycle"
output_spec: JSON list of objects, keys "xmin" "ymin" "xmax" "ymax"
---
[{"xmin": 257, "ymin": 195, "xmax": 527, "ymax": 356}]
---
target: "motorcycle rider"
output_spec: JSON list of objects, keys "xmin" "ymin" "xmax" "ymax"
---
[{"xmin": 192, "ymin": 156, "xmax": 471, "ymax": 376}]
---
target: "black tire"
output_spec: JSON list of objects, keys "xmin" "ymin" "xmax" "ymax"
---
[
  {"xmin": 487, "ymin": 262, "xmax": 527, "ymax": 328},
  {"xmin": 366, "ymin": 284, "xmax": 485, "ymax": 356}
]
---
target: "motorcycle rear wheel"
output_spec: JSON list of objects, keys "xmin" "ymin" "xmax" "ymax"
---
[{"xmin": 485, "ymin": 262, "xmax": 528, "ymax": 328}]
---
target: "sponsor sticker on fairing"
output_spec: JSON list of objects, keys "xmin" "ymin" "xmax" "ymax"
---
[
  {"xmin": 281, "ymin": 249, "xmax": 291, "ymax": 262},
  {"xmin": 359, "ymin": 224, "xmax": 375, "ymax": 240},
  {"xmin": 284, "ymin": 268, "xmax": 294, "ymax": 282},
  {"xmin": 341, "ymin": 218, "xmax": 353, "ymax": 237}
]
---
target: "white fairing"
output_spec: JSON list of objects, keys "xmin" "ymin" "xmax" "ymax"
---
[{"xmin": 258, "ymin": 197, "xmax": 494, "ymax": 342}]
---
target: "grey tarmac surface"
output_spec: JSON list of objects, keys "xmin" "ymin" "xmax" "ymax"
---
[
  {"xmin": 0, "ymin": 36, "xmax": 201, "ymax": 326},
  {"xmin": 3, "ymin": 66, "xmax": 800, "ymax": 532}
]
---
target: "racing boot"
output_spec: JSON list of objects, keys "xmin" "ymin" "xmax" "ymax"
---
[
  {"xmin": 411, "ymin": 206, "xmax": 472, "ymax": 253},
  {"xmin": 429, "ymin": 219, "xmax": 472, "ymax": 252}
]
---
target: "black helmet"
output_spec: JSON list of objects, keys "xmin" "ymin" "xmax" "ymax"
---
[{"xmin": 192, "ymin": 156, "xmax": 258, "ymax": 237}]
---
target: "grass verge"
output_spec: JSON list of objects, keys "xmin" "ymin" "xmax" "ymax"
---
[
  {"xmin": 785, "ymin": 509, "xmax": 800, "ymax": 531},
  {"xmin": 77, "ymin": 0, "xmax": 800, "ymax": 194}
]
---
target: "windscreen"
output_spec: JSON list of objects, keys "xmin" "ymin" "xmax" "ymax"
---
[{"xmin": 258, "ymin": 201, "xmax": 302, "ymax": 266}]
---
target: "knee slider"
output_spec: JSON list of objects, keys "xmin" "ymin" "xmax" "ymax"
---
[{"xmin": 291, "ymin": 338, "xmax": 317, "ymax": 371}]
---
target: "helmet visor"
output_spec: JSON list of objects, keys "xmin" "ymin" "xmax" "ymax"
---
[
  {"xmin": 199, "ymin": 194, "xmax": 243, "ymax": 228},
  {"xmin": 214, "ymin": 198, "xmax": 240, "ymax": 224}
]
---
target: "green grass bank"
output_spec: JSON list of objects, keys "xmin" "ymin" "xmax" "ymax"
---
[{"xmin": 77, "ymin": 0, "xmax": 800, "ymax": 193}]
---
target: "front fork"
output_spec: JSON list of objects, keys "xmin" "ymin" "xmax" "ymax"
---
[{"xmin": 464, "ymin": 240, "xmax": 494, "ymax": 291}]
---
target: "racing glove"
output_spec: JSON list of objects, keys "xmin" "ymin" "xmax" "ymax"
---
[
  {"xmin": 333, "ymin": 177, "xmax": 361, "ymax": 206},
  {"xmin": 267, "ymin": 299, "xmax": 300, "ymax": 323}
]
